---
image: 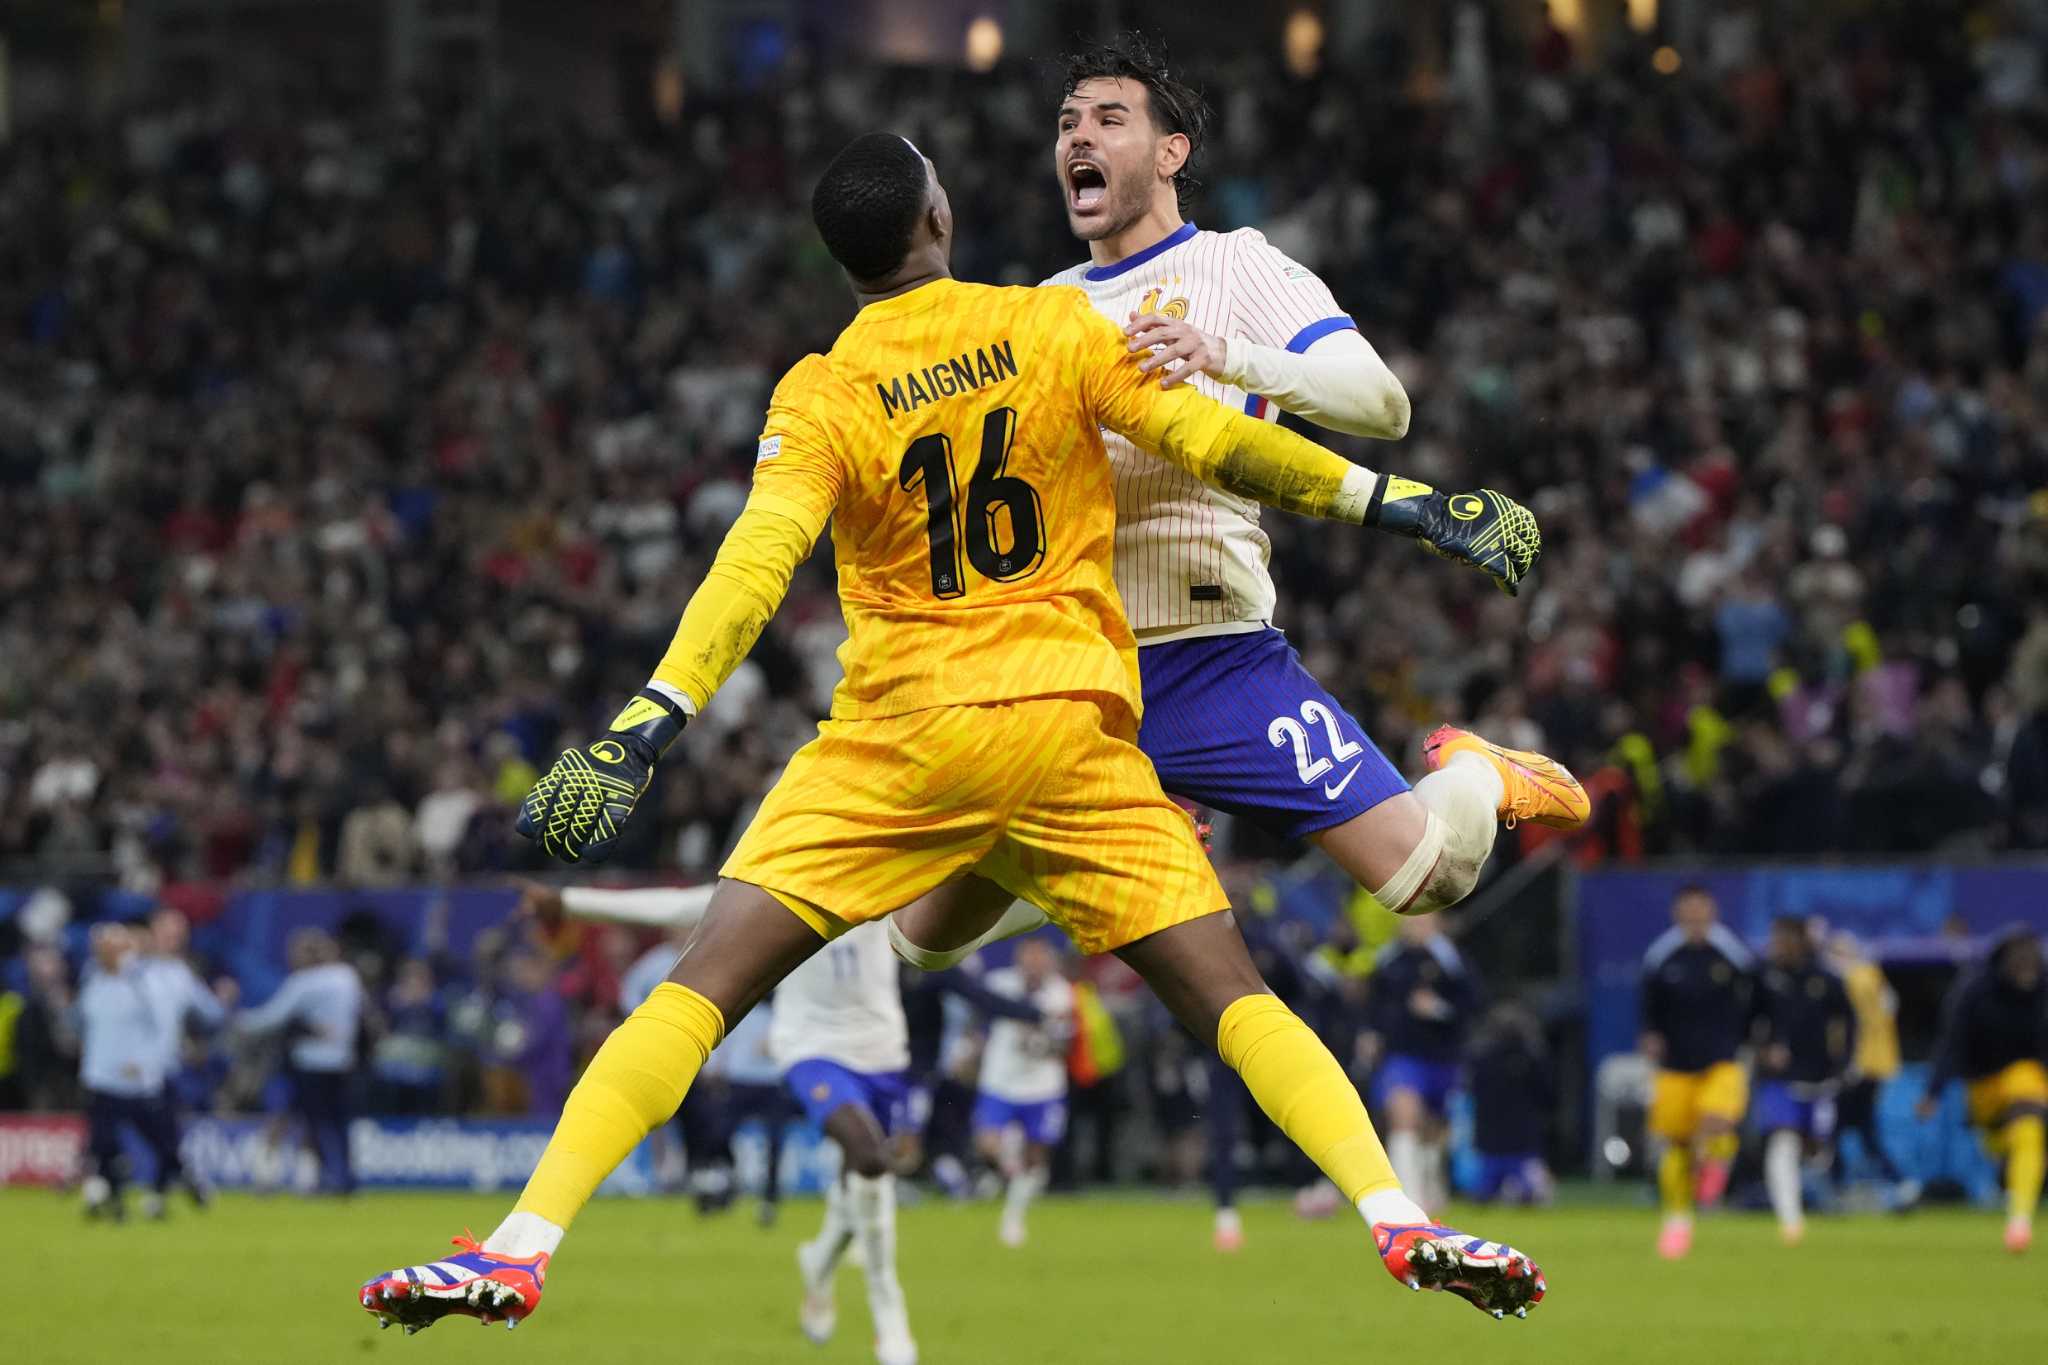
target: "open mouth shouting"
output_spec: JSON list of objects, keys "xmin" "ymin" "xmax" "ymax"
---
[{"xmin": 1066, "ymin": 157, "xmax": 1109, "ymax": 218}]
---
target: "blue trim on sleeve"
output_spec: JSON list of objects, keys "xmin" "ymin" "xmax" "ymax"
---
[
  {"xmin": 1083, "ymin": 222, "xmax": 1199, "ymax": 282},
  {"xmin": 1284, "ymin": 314, "xmax": 1358, "ymax": 353},
  {"xmin": 1243, "ymin": 316, "xmax": 1355, "ymax": 418}
]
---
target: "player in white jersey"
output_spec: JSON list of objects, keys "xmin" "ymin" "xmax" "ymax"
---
[
  {"xmin": 532, "ymin": 884, "xmax": 917, "ymax": 1365},
  {"xmin": 970, "ymin": 937, "xmax": 1074, "ymax": 1247},
  {"xmin": 884, "ymin": 33, "xmax": 1591, "ymax": 1259}
]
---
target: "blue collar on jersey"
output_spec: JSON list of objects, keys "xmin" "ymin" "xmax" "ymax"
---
[{"xmin": 1083, "ymin": 221, "xmax": 1198, "ymax": 282}]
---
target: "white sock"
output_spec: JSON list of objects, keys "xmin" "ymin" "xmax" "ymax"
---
[
  {"xmin": 1386, "ymin": 1130, "xmax": 1427, "ymax": 1206},
  {"xmin": 810, "ymin": 1175, "xmax": 854, "ymax": 1270},
  {"xmin": 1357, "ymin": 1185, "xmax": 1431, "ymax": 1228},
  {"xmin": 1444, "ymin": 749, "xmax": 1505, "ymax": 808},
  {"xmin": 483, "ymin": 1210, "xmax": 565, "ymax": 1259},
  {"xmin": 1419, "ymin": 1140, "xmax": 1449, "ymax": 1211},
  {"xmin": 1764, "ymin": 1130, "xmax": 1803, "ymax": 1231},
  {"xmin": 848, "ymin": 1172, "xmax": 908, "ymax": 1316},
  {"xmin": 1003, "ymin": 1166, "xmax": 1045, "ymax": 1224},
  {"xmin": 1403, "ymin": 754, "xmax": 1503, "ymax": 909}
]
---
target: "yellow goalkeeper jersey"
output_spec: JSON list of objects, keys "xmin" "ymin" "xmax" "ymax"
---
[
  {"xmin": 739, "ymin": 279, "xmax": 1238, "ymax": 719},
  {"xmin": 648, "ymin": 275, "xmax": 1362, "ymax": 722}
]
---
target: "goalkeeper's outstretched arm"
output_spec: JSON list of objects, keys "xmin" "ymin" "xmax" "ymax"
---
[
  {"xmin": 1079, "ymin": 297, "xmax": 1539, "ymax": 595},
  {"xmin": 515, "ymin": 492, "xmax": 826, "ymax": 864},
  {"xmin": 1112, "ymin": 384, "xmax": 1541, "ymax": 597}
]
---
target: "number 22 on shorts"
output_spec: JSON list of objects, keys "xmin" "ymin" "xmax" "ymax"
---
[{"xmin": 1269, "ymin": 700, "xmax": 1363, "ymax": 794}]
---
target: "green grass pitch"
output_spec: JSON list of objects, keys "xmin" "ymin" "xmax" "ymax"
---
[{"xmin": 6, "ymin": 1189, "xmax": 2044, "ymax": 1363}]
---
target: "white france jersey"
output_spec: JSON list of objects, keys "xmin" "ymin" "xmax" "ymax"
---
[
  {"xmin": 1041, "ymin": 223, "xmax": 1356, "ymax": 636},
  {"xmin": 768, "ymin": 921, "xmax": 909, "ymax": 1075},
  {"xmin": 976, "ymin": 968, "xmax": 1073, "ymax": 1104}
]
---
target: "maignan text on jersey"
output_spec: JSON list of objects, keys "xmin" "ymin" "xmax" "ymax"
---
[{"xmin": 876, "ymin": 339, "xmax": 1019, "ymax": 419}]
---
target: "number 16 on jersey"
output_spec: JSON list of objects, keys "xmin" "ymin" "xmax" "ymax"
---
[{"xmin": 898, "ymin": 405, "xmax": 1047, "ymax": 599}]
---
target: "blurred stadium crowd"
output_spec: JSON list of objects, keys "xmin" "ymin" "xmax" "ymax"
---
[{"xmin": 3, "ymin": 5, "xmax": 2048, "ymax": 892}]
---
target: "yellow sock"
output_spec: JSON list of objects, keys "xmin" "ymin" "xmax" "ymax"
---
[
  {"xmin": 2005, "ymin": 1114, "xmax": 2045, "ymax": 1223},
  {"xmin": 1658, "ymin": 1146, "xmax": 1692, "ymax": 1216},
  {"xmin": 514, "ymin": 983, "xmax": 725, "ymax": 1228},
  {"xmin": 1216, "ymin": 994, "xmax": 1397, "ymax": 1203},
  {"xmin": 1703, "ymin": 1131, "xmax": 1739, "ymax": 1164}
]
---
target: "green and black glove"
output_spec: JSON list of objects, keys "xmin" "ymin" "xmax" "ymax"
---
[
  {"xmin": 1364, "ymin": 475, "xmax": 1541, "ymax": 596},
  {"xmin": 515, "ymin": 689, "xmax": 688, "ymax": 863}
]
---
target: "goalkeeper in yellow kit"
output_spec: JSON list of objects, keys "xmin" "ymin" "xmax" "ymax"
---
[{"xmin": 355, "ymin": 133, "xmax": 1546, "ymax": 1339}]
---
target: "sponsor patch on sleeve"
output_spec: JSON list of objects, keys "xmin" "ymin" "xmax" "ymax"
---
[{"xmin": 756, "ymin": 435, "xmax": 783, "ymax": 464}]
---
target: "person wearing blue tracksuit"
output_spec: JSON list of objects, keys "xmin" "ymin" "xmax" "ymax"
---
[
  {"xmin": 76, "ymin": 923, "xmax": 190, "ymax": 1219},
  {"xmin": 137, "ymin": 908, "xmax": 228, "ymax": 1207},
  {"xmin": 237, "ymin": 929, "xmax": 365, "ymax": 1195}
]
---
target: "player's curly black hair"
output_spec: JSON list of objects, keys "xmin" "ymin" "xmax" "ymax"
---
[
  {"xmin": 811, "ymin": 132, "xmax": 930, "ymax": 282},
  {"xmin": 1057, "ymin": 33, "xmax": 1212, "ymax": 208}
]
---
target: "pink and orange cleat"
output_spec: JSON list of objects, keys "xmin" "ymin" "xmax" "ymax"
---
[
  {"xmin": 2005, "ymin": 1217, "xmax": 2033, "ymax": 1255},
  {"xmin": 358, "ymin": 1233, "xmax": 549, "ymax": 1334},
  {"xmin": 1373, "ymin": 1222, "xmax": 1546, "ymax": 1320},
  {"xmin": 1657, "ymin": 1217, "xmax": 1693, "ymax": 1260},
  {"xmin": 1423, "ymin": 726, "xmax": 1591, "ymax": 830}
]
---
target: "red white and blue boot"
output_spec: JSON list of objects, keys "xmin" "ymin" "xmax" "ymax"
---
[
  {"xmin": 1374, "ymin": 1222, "xmax": 1546, "ymax": 1320},
  {"xmin": 358, "ymin": 1233, "xmax": 549, "ymax": 1334}
]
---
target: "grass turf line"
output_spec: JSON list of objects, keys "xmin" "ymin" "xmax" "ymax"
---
[{"xmin": 4, "ymin": 1190, "xmax": 2041, "ymax": 1363}]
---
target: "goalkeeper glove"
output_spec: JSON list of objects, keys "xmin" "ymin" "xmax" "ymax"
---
[
  {"xmin": 1364, "ymin": 475, "xmax": 1541, "ymax": 596},
  {"xmin": 514, "ymin": 688, "xmax": 688, "ymax": 863}
]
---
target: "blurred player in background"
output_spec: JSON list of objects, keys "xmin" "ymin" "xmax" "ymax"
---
[
  {"xmin": 1363, "ymin": 915, "xmax": 1480, "ymax": 1212},
  {"xmin": 76, "ymin": 923, "xmax": 191, "ymax": 1220},
  {"xmin": 1920, "ymin": 927, "xmax": 2048, "ymax": 1253},
  {"xmin": 135, "ymin": 908, "xmax": 230, "ymax": 1212},
  {"xmin": 899, "ymin": 943, "xmax": 1049, "ymax": 1197},
  {"xmin": 776, "ymin": 924, "xmax": 920, "ymax": 1365},
  {"xmin": 1464, "ymin": 1003, "xmax": 1555, "ymax": 1206},
  {"xmin": 1826, "ymin": 932, "xmax": 1913, "ymax": 1200},
  {"xmin": 1751, "ymin": 917, "xmax": 1855, "ymax": 1246},
  {"xmin": 360, "ymin": 131, "xmax": 1546, "ymax": 1336},
  {"xmin": 1639, "ymin": 886, "xmax": 1753, "ymax": 1260},
  {"xmin": 973, "ymin": 936, "xmax": 1074, "ymax": 1248},
  {"xmin": 237, "ymin": 928, "xmax": 365, "ymax": 1196}
]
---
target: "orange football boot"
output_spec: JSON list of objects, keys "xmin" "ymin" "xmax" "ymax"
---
[{"xmin": 1423, "ymin": 726, "xmax": 1591, "ymax": 830}]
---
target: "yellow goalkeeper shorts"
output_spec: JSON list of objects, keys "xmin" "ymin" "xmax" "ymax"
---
[
  {"xmin": 721, "ymin": 695, "xmax": 1225, "ymax": 955},
  {"xmin": 1967, "ymin": 1060, "xmax": 2048, "ymax": 1130},
  {"xmin": 1648, "ymin": 1062, "xmax": 1749, "ymax": 1142}
]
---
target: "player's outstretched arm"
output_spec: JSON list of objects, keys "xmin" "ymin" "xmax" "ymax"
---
[
  {"xmin": 1074, "ymin": 295, "xmax": 1537, "ymax": 593},
  {"xmin": 1128, "ymin": 389, "xmax": 1539, "ymax": 596},
  {"xmin": 515, "ymin": 498, "xmax": 825, "ymax": 864}
]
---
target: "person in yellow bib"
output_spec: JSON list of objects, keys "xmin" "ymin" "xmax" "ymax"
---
[
  {"xmin": 1638, "ymin": 886, "xmax": 1754, "ymax": 1260},
  {"xmin": 1919, "ymin": 927, "xmax": 2048, "ymax": 1254},
  {"xmin": 1826, "ymin": 932, "xmax": 1912, "ymax": 1198}
]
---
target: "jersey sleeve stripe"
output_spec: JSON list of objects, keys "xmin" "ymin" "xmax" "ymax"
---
[{"xmin": 1285, "ymin": 315, "xmax": 1358, "ymax": 352}]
